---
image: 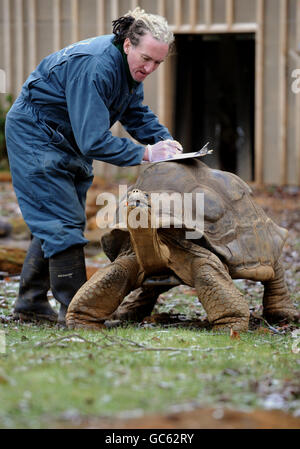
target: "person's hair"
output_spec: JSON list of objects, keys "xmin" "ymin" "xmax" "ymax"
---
[{"xmin": 112, "ymin": 7, "xmax": 174, "ymax": 48}]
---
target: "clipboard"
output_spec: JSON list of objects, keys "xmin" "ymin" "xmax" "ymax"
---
[{"xmin": 143, "ymin": 142, "xmax": 213, "ymax": 163}]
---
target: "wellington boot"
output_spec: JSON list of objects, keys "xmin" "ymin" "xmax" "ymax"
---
[
  {"xmin": 49, "ymin": 245, "xmax": 87, "ymax": 325},
  {"xmin": 13, "ymin": 237, "xmax": 58, "ymax": 322}
]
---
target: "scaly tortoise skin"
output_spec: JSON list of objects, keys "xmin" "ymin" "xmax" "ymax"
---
[{"xmin": 66, "ymin": 160, "xmax": 298, "ymax": 331}]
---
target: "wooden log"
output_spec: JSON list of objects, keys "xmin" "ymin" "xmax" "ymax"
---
[{"xmin": 0, "ymin": 246, "xmax": 26, "ymax": 275}]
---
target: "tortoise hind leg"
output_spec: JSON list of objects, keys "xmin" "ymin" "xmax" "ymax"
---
[
  {"xmin": 263, "ymin": 260, "xmax": 299, "ymax": 324},
  {"xmin": 192, "ymin": 250, "xmax": 250, "ymax": 332},
  {"xmin": 112, "ymin": 285, "xmax": 173, "ymax": 322},
  {"xmin": 66, "ymin": 254, "xmax": 141, "ymax": 330}
]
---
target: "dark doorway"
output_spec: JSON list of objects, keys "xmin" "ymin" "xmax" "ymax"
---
[{"xmin": 174, "ymin": 34, "xmax": 255, "ymax": 181}]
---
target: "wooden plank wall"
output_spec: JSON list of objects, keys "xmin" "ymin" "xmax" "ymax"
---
[{"xmin": 0, "ymin": 0, "xmax": 299, "ymax": 185}]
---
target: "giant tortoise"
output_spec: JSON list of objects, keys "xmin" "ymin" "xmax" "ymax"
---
[{"xmin": 66, "ymin": 159, "xmax": 298, "ymax": 331}]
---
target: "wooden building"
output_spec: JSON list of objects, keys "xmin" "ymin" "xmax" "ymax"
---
[{"xmin": 0, "ymin": 0, "xmax": 300, "ymax": 185}]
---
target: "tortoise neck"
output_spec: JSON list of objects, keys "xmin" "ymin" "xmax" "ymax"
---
[{"xmin": 128, "ymin": 225, "xmax": 170, "ymax": 275}]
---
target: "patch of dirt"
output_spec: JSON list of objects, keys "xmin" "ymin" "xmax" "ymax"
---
[{"xmin": 55, "ymin": 407, "xmax": 300, "ymax": 429}]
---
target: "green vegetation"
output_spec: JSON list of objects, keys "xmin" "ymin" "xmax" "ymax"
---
[{"xmin": 0, "ymin": 278, "xmax": 299, "ymax": 429}]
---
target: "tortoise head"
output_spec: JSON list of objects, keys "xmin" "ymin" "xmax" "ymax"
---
[
  {"xmin": 127, "ymin": 189, "xmax": 150, "ymax": 210},
  {"xmin": 126, "ymin": 189, "xmax": 153, "ymax": 231}
]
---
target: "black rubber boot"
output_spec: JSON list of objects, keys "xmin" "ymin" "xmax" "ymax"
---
[
  {"xmin": 14, "ymin": 237, "xmax": 58, "ymax": 322},
  {"xmin": 49, "ymin": 245, "xmax": 87, "ymax": 325}
]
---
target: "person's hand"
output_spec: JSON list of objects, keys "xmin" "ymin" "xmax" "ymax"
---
[{"xmin": 144, "ymin": 140, "xmax": 183, "ymax": 162}]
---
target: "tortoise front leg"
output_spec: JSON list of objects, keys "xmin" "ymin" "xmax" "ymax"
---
[
  {"xmin": 66, "ymin": 254, "xmax": 141, "ymax": 330},
  {"xmin": 263, "ymin": 259, "xmax": 299, "ymax": 323},
  {"xmin": 192, "ymin": 251, "xmax": 250, "ymax": 332}
]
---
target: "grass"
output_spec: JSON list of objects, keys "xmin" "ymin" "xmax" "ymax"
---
[
  {"xmin": 0, "ymin": 249, "xmax": 299, "ymax": 429},
  {"xmin": 1, "ymin": 307, "xmax": 299, "ymax": 428}
]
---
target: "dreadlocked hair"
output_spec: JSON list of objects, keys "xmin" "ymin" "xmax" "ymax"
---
[
  {"xmin": 112, "ymin": 16, "xmax": 135, "ymax": 45},
  {"xmin": 112, "ymin": 7, "xmax": 174, "ymax": 47}
]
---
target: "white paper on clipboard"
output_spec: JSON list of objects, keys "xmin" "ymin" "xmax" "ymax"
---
[{"xmin": 143, "ymin": 142, "xmax": 213, "ymax": 163}]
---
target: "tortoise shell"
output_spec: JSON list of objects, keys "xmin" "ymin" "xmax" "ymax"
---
[{"xmin": 101, "ymin": 160, "xmax": 287, "ymax": 279}]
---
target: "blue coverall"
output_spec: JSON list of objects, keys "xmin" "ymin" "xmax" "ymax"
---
[{"xmin": 5, "ymin": 35, "xmax": 172, "ymax": 258}]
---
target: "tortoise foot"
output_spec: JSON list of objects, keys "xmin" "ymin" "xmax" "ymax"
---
[
  {"xmin": 212, "ymin": 316, "xmax": 249, "ymax": 332},
  {"xmin": 263, "ymin": 307, "xmax": 299, "ymax": 324},
  {"xmin": 66, "ymin": 312, "xmax": 106, "ymax": 330}
]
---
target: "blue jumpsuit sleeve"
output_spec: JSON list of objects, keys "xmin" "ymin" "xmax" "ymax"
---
[
  {"xmin": 120, "ymin": 85, "xmax": 173, "ymax": 145},
  {"xmin": 65, "ymin": 63, "xmax": 145, "ymax": 167}
]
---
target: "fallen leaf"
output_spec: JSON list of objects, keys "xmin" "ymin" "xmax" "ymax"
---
[
  {"xmin": 0, "ymin": 369, "xmax": 9, "ymax": 384},
  {"xmin": 151, "ymin": 336, "xmax": 161, "ymax": 342},
  {"xmin": 230, "ymin": 328, "xmax": 240, "ymax": 340}
]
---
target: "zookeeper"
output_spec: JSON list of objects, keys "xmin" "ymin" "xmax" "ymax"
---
[{"xmin": 5, "ymin": 7, "xmax": 182, "ymax": 324}]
